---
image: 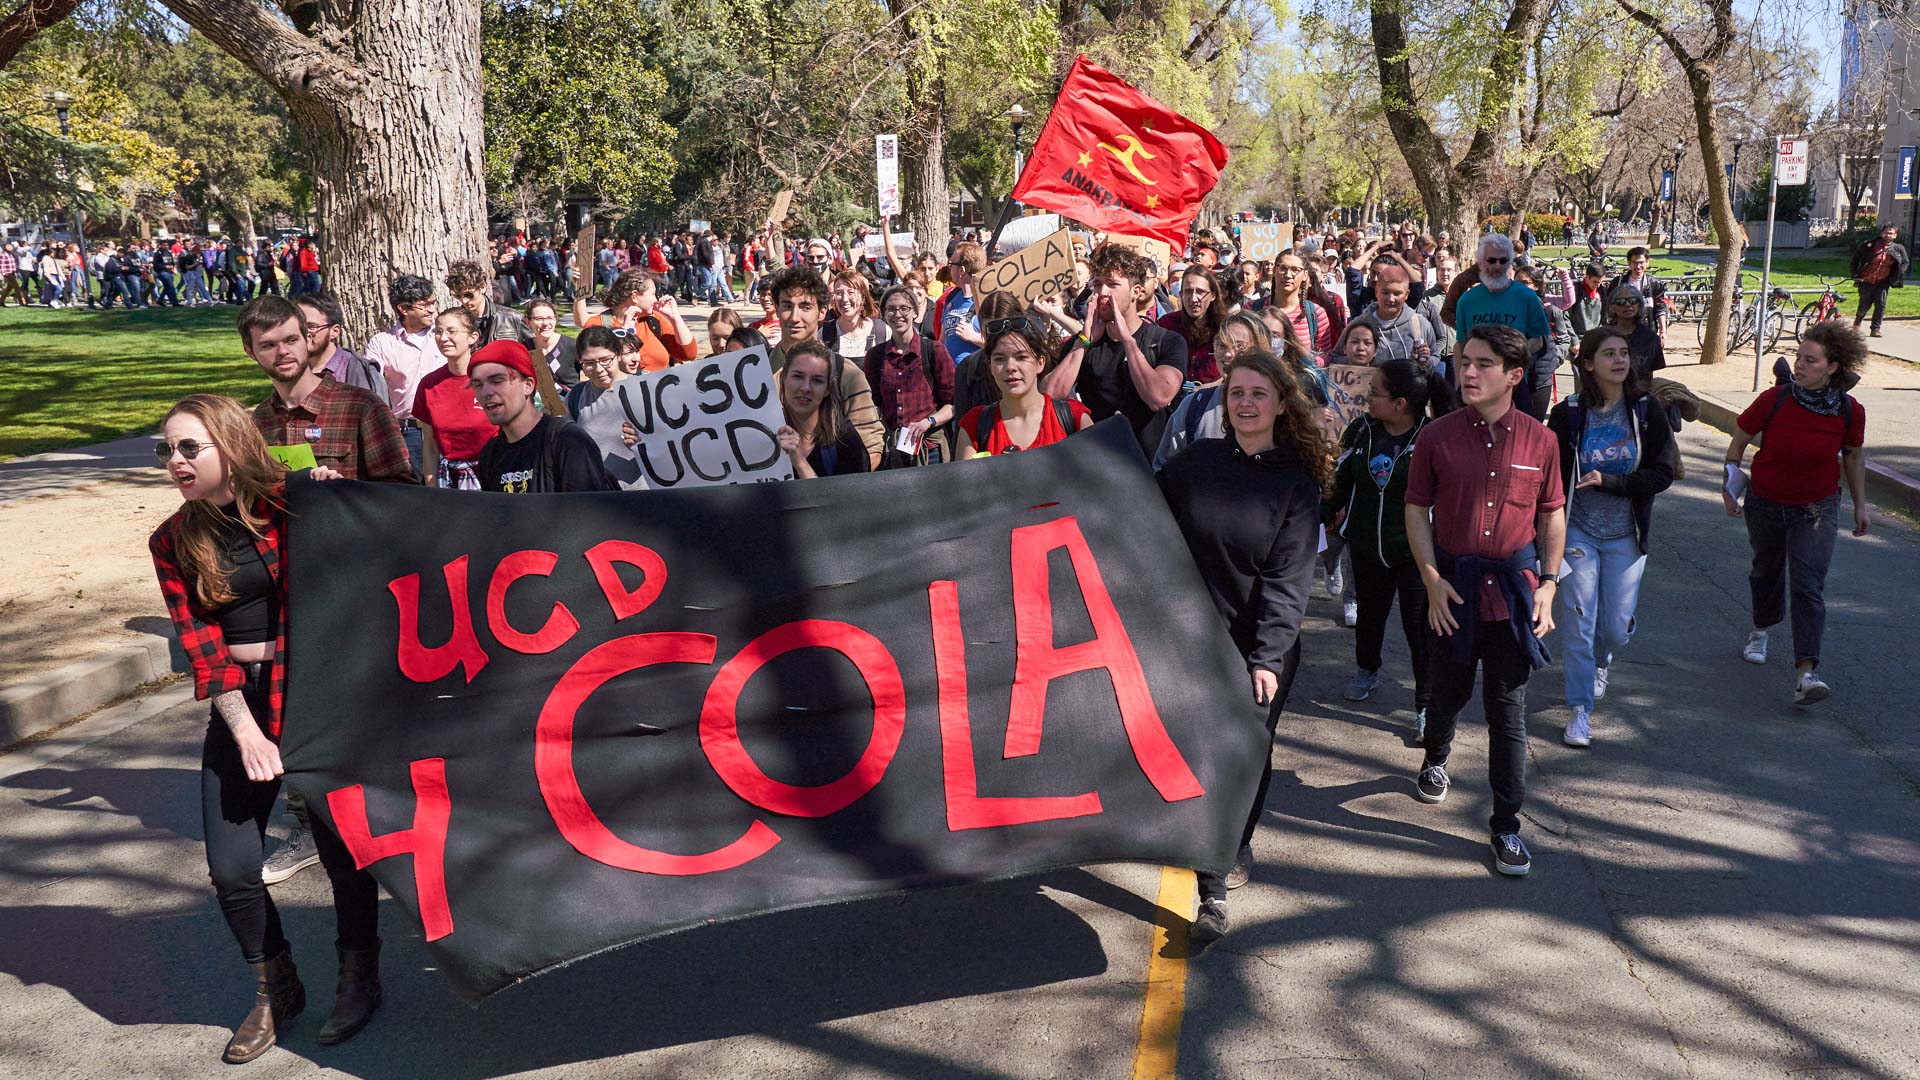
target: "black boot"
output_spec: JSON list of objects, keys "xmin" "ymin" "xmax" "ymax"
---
[
  {"xmin": 317, "ymin": 941, "xmax": 382, "ymax": 1045},
  {"xmin": 224, "ymin": 949, "xmax": 304, "ymax": 1063}
]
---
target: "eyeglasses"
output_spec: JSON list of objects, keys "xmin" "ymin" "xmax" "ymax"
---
[
  {"xmin": 304, "ymin": 321, "xmax": 337, "ymax": 334},
  {"xmin": 154, "ymin": 439, "xmax": 210, "ymax": 462},
  {"xmin": 984, "ymin": 317, "xmax": 1029, "ymax": 335},
  {"xmin": 882, "ymin": 306, "xmax": 916, "ymax": 317},
  {"xmin": 1482, "ymin": 257, "xmax": 1511, "ymax": 266},
  {"xmin": 1611, "ymin": 298, "xmax": 1640, "ymax": 306},
  {"xmin": 578, "ymin": 357, "xmax": 619, "ymax": 371},
  {"xmin": 1275, "ymin": 266, "xmax": 1305, "ymax": 275}
]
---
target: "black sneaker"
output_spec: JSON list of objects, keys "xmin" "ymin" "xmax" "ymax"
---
[
  {"xmin": 1491, "ymin": 833, "xmax": 1532, "ymax": 876},
  {"xmin": 1190, "ymin": 897, "xmax": 1228, "ymax": 946},
  {"xmin": 1414, "ymin": 762, "xmax": 1450, "ymax": 803},
  {"xmin": 1224, "ymin": 843, "xmax": 1254, "ymax": 890}
]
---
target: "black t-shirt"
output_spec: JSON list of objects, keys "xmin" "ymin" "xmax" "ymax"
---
[
  {"xmin": 478, "ymin": 415, "xmax": 613, "ymax": 493},
  {"xmin": 1075, "ymin": 322, "xmax": 1188, "ymax": 447}
]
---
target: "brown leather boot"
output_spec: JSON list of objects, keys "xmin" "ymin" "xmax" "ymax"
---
[
  {"xmin": 224, "ymin": 950, "xmax": 305, "ymax": 1064},
  {"xmin": 317, "ymin": 942, "xmax": 382, "ymax": 1045}
]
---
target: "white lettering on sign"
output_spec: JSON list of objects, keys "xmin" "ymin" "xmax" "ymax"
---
[{"xmin": 1775, "ymin": 136, "xmax": 1809, "ymax": 187}]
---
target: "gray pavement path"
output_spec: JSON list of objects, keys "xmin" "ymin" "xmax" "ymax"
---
[
  {"xmin": 0, "ymin": 432, "xmax": 168, "ymax": 504},
  {"xmin": 1, "ymin": 424, "xmax": 1915, "ymax": 1078}
]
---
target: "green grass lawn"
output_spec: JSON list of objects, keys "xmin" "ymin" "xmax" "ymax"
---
[
  {"xmin": 0, "ymin": 304, "xmax": 261, "ymax": 460},
  {"xmin": 1527, "ymin": 244, "xmax": 1919, "ymax": 318}
]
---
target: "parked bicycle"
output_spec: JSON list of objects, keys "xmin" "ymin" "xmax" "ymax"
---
[
  {"xmin": 1794, "ymin": 276, "xmax": 1849, "ymax": 340},
  {"xmin": 1698, "ymin": 283, "xmax": 1789, "ymax": 353}
]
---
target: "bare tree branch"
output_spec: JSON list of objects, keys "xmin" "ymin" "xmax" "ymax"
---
[{"xmin": 0, "ymin": 0, "xmax": 80, "ymax": 69}]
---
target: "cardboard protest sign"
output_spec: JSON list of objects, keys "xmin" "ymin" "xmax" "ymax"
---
[
  {"xmin": 572, "ymin": 345, "xmax": 791, "ymax": 491},
  {"xmin": 1326, "ymin": 364, "xmax": 1373, "ymax": 428},
  {"xmin": 280, "ymin": 418, "xmax": 1271, "ymax": 1000},
  {"xmin": 1105, "ymin": 233, "xmax": 1173, "ymax": 272},
  {"xmin": 1238, "ymin": 223, "xmax": 1283, "ymax": 262},
  {"xmin": 769, "ymin": 190, "xmax": 793, "ymax": 222},
  {"xmin": 977, "ymin": 227, "xmax": 1077, "ymax": 305},
  {"xmin": 689, "ymin": 219, "xmax": 711, "ymax": 234}
]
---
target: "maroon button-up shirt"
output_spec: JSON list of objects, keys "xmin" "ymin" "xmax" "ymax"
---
[
  {"xmin": 863, "ymin": 333, "xmax": 954, "ymax": 429},
  {"xmin": 1405, "ymin": 405, "xmax": 1563, "ymax": 621}
]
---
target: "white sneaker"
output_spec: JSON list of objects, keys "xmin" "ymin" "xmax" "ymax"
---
[
  {"xmin": 1793, "ymin": 671, "xmax": 1830, "ymax": 705},
  {"xmin": 1325, "ymin": 562, "xmax": 1344, "ymax": 599},
  {"xmin": 1342, "ymin": 599, "xmax": 1359, "ymax": 627},
  {"xmin": 1563, "ymin": 706, "xmax": 1592, "ymax": 747},
  {"xmin": 1742, "ymin": 631, "xmax": 1768, "ymax": 665},
  {"xmin": 1594, "ymin": 666, "xmax": 1609, "ymax": 701}
]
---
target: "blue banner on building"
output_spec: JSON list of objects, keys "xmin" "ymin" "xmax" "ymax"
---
[
  {"xmin": 1897, "ymin": 146, "xmax": 1916, "ymax": 200},
  {"xmin": 1660, "ymin": 170, "xmax": 1675, "ymax": 202}
]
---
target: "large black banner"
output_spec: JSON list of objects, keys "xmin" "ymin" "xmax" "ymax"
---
[{"xmin": 281, "ymin": 418, "xmax": 1269, "ymax": 1000}]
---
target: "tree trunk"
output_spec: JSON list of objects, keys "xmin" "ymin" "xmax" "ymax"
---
[
  {"xmin": 1687, "ymin": 69, "xmax": 1744, "ymax": 366},
  {"xmin": 153, "ymin": 0, "xmax": 487, "ymax": 342},
  {"xmin": 901, "ymin": 76, "xmax": 948, "ymax": 258}
]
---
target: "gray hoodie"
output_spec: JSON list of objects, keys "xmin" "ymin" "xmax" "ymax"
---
[{"xmin": 1347, "ymin": 301, "xmax": 1442, "ymax": 363}]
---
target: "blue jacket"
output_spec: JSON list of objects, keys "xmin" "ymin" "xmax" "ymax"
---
[{"xmin": 1435, "ymin": 543, "xmax": 1552, "ymax": 670}]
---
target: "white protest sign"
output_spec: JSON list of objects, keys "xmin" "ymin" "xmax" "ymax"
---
[
  {"xmin": 994, "ymin": 213, "xmax": 1065, "ymax": 255},
  {"xmin": 977, "ymin": 227, "xmax": 1077, "ymax": 305},
  {"xmin": 1775, "ymin": 136, "xmax": 1808, "ymax": 187},
  {"xmin": 863, "ymin": 231, "xmax": 915, "ymax": 261},
  {"xmin": 575, "ymin": 345, "xmax": 792, "ymax": 490},
  {"xmin": 689, "ymin": 218, "xmax": 711, "ymax": 234},
  {"xmin": 877, "ymin": 134, "xmax": 901, "ymax": 216},
  {"xmin": 1238, "ymin": 222, "xmax": 1284, "ymax": 262}
]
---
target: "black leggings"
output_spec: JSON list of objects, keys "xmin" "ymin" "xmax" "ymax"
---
[
  {"xmin": 1197, "ymin": 638, "xmax": 1301, "ymax": 899},
  {"xmin": 1352, "ymin": 553, "xmax": 1431, "ymax": 709},
  {"xmin": 201, "ymin": 667, "xmax": 379, "ymax": 963}
]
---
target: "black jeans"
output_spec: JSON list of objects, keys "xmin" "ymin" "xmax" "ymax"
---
[
  {"xmin": 202, "ymin": 666, "xmax": 379, "ymax": 963},
  {"xmin": 1855, "ymin": 281, "xmax": 1892, "ymax": 332},
  {"xmin": 1196, "ymin": 639, "xmax": 1300, "ymax": 900},
  {"xmin": 1744, "ymin": 491, "xmax": 1840, "ymax": 668},
  {"xmin": 1422, "ymin": 621, "xmax": 1532, "ymax": 837},
  {"xmin": 1352, "ymin": 553, "xmax": 1430, "ymax": 709}
]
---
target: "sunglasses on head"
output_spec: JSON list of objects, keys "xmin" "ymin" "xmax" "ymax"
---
[
  {"xmin": 154, "ymin": 439, "xmax": 210, "ymax": 462},
  {"xmin": 984, "ymin": 317, "xmax": 1029, "ymax": 335}
]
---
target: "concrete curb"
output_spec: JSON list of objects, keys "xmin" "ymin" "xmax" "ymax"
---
[
  {"xmin": 1687, "ymin": 390, "xmax": 1920, "ymax": 517},
  {"xmin": 0, "ymin": 636, "xmax": 183, "ymax": 746}
]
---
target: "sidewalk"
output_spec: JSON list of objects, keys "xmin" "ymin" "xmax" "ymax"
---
[{"xmin": 1645, "ymin": 334, "xmax": 1920, "ymax": 514}]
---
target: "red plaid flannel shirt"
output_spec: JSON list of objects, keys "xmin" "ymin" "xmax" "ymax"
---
[
  {"xmin": 252, "ymin": 377, "xmax": 413, "ymax": 481},
  {"xmin": 149, "ymin": 495, "xmax": 289, "ymax": 738}
]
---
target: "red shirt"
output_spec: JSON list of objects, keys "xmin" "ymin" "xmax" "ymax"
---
[
  {"xmin": 960, "ymin": 397, "xmax": 1091, "ymax": 456},
  {"xmin": 413, "ymin": 367, "xmax": 496, "ymax": 460},
  {"xmin": 1738, "ymin": 387, "xmax": 1866, "ymax": 505},
  {"xmin": 1157, "ymin": 310, "xmax": 1218, "ymax": 382},
  {"xmin": 1405, "ymin": 405, "xmax": 1564, "ymax": 621}
]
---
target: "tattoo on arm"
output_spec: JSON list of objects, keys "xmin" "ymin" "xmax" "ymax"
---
[{"xmin": 214, "ymin": 690, "xmax": 257, "ymax": 739}]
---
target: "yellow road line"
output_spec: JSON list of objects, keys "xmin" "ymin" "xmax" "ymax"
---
[{"xmin": 1131, "ymin": 866, "xmax": 1196, "ymax": 1080}]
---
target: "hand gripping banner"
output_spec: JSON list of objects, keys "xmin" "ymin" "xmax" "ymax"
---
[{"xmin": 279, "ymin": 418, "xmax": 1269, "ymax": 1000}]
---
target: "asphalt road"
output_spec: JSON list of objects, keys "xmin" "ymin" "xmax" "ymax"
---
[{"xmin": 2, "ymin": 423, "xmax": 1917, "ymax": 1079}]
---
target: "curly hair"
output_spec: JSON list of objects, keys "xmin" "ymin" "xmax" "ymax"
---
[
  {"xmin": 1088, "ymin": 242, "xmax": 1149, "ymax": 287},
  {"xmin": 1801, "ymin": 320, "xmax": 1867, "ymax": 376},
  {"xmin": 445, "ymin": 258, "xmax": 491, "ymax": 296},
  {"xmin": 1221, "ymin": 349, "xmax": 1334, "ymax": 492}
]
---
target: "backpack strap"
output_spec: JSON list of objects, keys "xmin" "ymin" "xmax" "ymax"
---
[
  {"xmin": 973, "ymin": 401, "xmax": 1000, "ymax": 450},
  {"xmin": 1052, "ymin": 396, "xmax": 1076, "ymax": 435},
  {"xmin": 1183, "ymin": 385, "xmax": 1216, "ymax": 447}
]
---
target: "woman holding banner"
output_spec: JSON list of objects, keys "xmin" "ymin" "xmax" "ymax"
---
[
  {"xmin": 1159, "ymin": 351, "xmax": 1330, "ymax": 945},
  {"xmin": 956, "ymin": 320, "xmax": 1094, "ymax": 458},
  {"xmin": 150, "ymin": 395, "xmax": 382, "ymax": 1062},
  {"xmin": 778, "ymin": 340, "xmax": 870, "ymax": 478},
  {"xmin": 415, "ymin": 307, "xmax": 494, "ymax": 490}
]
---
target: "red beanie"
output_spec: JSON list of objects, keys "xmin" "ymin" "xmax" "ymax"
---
[{"xmin": 471, "ymin": 340, "xmax": 536, "ymax": 381}]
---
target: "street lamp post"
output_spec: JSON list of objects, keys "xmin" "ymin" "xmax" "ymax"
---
[
  {"xmin": 1009, "ymin": 103, "xmax": 1027, "ymax": 179},
  {"xmin": 1665, "ymin": 139, "xmax": 1685, "ymax": 253},
  {"xmin": 46, "ymin": 90, "xmax": 88, "ymax": 287}
]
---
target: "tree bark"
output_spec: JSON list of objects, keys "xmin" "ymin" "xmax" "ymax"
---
[{"xmin": 157, "ymin": 0, "xmax": 487, "ymax": 341}]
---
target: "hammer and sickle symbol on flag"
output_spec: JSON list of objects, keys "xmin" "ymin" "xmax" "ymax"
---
[{"xmin": 1096, "ymin": 133, "xmax": 1158, "ymax": 186}]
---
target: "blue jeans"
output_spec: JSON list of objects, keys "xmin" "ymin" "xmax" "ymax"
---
[
  {"xmin": 181, "ymin": 268, "xmax": 211, "ymax": 303},
  {"xmin": 152, "ymin": 269, "xmax": 179, "ymax": 305},
  {"xmin": 1556, "ymin": 524, "xmax": 1647, "ymax": 709},
  {"xmin": 1744, "ymin": 491, "xmax": 1840, "ymax": 667}
]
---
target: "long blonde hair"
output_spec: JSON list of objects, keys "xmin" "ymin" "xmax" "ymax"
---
[
  {"xmin": 1221, "ymin": 350, "xmax": 1334, "ymax": 492},
  {"xmin": 164, "ymin": 394, "xmax": 287, "ymax": 608}
]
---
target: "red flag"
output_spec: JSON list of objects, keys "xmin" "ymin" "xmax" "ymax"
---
[{"xmin": 1010, "ymin": 56, "xmax": 1229, "ymax": 250}]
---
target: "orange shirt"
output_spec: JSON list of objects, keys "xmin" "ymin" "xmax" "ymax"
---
[{"xmin": 581, "ymin": 310, "xmax": 700, "ymax": 372}]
